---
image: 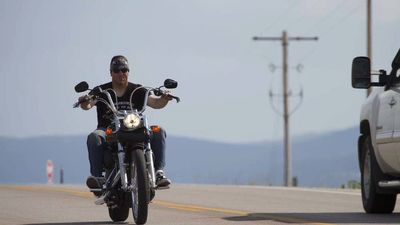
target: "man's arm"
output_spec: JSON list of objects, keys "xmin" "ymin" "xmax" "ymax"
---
[{"xmin": 147, "ymin": 93, "xmax": 173, "ymax": 109}]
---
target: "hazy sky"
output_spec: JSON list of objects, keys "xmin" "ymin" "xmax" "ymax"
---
[{"xmin": 1, "ymin": 0, "xmax": 399, "ymax": 143}]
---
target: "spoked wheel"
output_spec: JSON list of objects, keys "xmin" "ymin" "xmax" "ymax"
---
[{"xmin": 130, "ymin": 148, "xmax": 149, "ymax": 224}]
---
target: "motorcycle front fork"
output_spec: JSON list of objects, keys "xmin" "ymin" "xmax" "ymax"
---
[
  {"xmin": 117, "ymin": 143, "xmax": 156, "ymax": 191},
  {"xmin": 117, "ymin": 143, "xmax": 130, "ymax": 191},
  {"xmin": 145, "ymin": 143, "xmax": 156, "ymax": 189}
]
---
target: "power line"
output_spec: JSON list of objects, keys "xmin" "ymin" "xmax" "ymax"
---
[
  {"xmin": 257, "ymin": 0, "xmax": 302, "ymax": 35},
  {"xmin": 284, "ymin": 0, "xmax": 324, "ymax": 32},
  {"xmin": 296, "ymin": 1, "xmax": 363, "ymax": 64},
  {"xmin": 321, "ymin": 1, "xmax": 363, "ymax": 36},
  {"xmin": 304, "ymin": 0, "xmax": 349, "ymax": 34}
]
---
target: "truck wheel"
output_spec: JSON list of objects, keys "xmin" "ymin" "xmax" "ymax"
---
[{"xmin": 361, "ymin": 136, "xmax": 396, "ymax": 213}]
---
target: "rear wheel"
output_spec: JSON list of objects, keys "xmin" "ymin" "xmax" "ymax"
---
[
  {"xmin": 361, "ymin": 136, "xmax": 396, "ymax": 213},
  {"xmin": 130, "ymin": 148, "xmax": 149, "ymax": 224}
]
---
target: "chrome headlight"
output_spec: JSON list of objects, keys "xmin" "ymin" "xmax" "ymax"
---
[{"xmin": 123, "ymin": 113, "xmax": 141, "ymax": 129}]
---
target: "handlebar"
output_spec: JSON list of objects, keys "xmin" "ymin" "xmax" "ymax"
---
[
  {"xmin": 153, "ymin": 89, "xmax": 180, "ymax": 103},
  {"xmin": 167, "ymin": 94, "xmax": 180, "ymax": 103},
  {"xmin": 73, "ymin": 86, "xmax": 180, "ymax": 109},
  {"xmin": 73, "ymin": 95, "xmax": 95, "ymax": 108}
]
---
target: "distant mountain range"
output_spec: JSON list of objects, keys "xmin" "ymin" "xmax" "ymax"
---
[{"xmin": 0, "ymin": 127, "xmax": 360, "ymax": 187}]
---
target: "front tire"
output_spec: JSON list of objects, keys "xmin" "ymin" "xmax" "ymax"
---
[
  {"xmin": 150, "ymin": 188, "xmax": 155, "ymax": 202},
  {"xmin": 361, "ymin": 136, "xmax": 396, "ymax": 213},
  {"xmin": 130, "ymin": 148, "xmax": 149, "ymax": 224}
]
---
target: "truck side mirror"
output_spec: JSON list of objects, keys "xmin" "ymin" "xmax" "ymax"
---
[
  {"xmin": 352, "ymin": 57, "xmax": 371, "ymax": 89},
  {"xmin": 391, "ymin": 49, "xmax": 400, "ymax": 73}
]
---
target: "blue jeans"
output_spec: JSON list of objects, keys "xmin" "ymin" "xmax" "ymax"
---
[{"xmin": 87, "ymin": 127, "xmax": 167, "ymax": 177}]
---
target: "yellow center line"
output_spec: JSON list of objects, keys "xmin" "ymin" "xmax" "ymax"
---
[
  {"xmin": 0, "ymin": 185, "xmax": 335, "ymax": 225},
  {"xmin": 0, "ymin": 185, "xmax": 93, "ymax": 198},
  {"xmin": 154, "ymin": 200, "xmax": 249, "ymax": 215},
  {"xmin": 165, "ymin": 206, "xmax": 204, "ymax": 212}
]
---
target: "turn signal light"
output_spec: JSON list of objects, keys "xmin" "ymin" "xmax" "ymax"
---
[
  {"xmin": 151, "ymin": 125, "xmax": 161, "ymax": 133},
  {"xmin": 105, "ymin": 127, "xmax": 113, "ymax": 135}
]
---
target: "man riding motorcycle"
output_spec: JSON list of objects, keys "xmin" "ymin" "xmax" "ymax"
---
[{"xmin": 78, "ymin": 55, "xmax": 172, "ymax": 192}]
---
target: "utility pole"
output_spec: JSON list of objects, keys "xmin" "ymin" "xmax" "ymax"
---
[
  {"xmin": 253, "ymin": 30, "xmax": 318, "ymax": 187},
  {"xmin": 367, "ymin": 0, "xmax": 372, "ymax": 96},
  {"xmin": 60, "ymin": 166, "xmax": 64, "ymax": 184}
]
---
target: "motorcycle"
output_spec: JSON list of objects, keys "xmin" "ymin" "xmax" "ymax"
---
[{"xmin": 73, "ymin": 79, "xmax": 180, "ymax": 224}]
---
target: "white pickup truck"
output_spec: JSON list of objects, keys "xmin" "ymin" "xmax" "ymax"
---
[{"xmin": 352, "ymin": 49, "xmax": 400, "ymax": 213}]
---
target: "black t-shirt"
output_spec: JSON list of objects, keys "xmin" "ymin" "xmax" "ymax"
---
[{"xmin": 95, "ymin": 82, "xmax": 147, "ymax": 128}]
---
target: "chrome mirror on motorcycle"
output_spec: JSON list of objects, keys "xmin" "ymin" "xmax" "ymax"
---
[
  {"xmin": 164, "ymin": 79, "xmax": 178, "ymax": 89},
  {"xmin": 75, "ymin": 81, "xmax": 89, "ymax": 93}
]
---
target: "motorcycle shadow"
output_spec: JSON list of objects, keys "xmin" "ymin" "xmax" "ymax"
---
[
  {"xmin": 224, "ymin": 212, "xmax": 400, "ymax": 224},
  {"xmin": 25, "ymin": 222, "xmax": 128, "ymax": 225}
]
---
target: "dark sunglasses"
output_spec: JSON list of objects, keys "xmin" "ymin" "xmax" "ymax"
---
[{"xmin": 112, "ymin": 68, "xmax": 129, "ymax": 73}]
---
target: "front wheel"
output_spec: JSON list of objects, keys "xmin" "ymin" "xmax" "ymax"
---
[
  {"xmin": 361, "ymin": 136, "xmax": 396, "ymax": 213},
  {"xmin": 130, "ymin": 148, "xmax": 149, "ymax": 224}
]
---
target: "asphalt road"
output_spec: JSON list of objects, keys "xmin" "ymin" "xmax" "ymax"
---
[{"xmin": 1, "ymin": 184, "xmax": 400, "ymax": 225}]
